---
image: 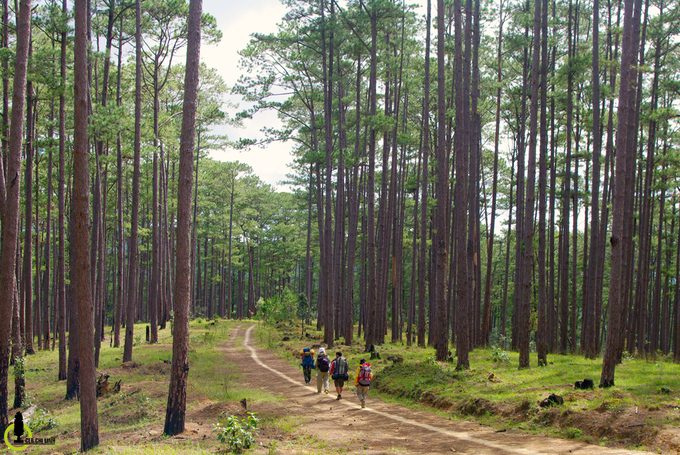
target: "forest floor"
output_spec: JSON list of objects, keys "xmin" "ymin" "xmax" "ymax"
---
[{"xmin": 4, "ymin": 320, "xmax": 680, "ymax": 454}]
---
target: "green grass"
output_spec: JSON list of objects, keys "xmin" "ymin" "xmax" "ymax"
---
[
  {"xmin": 3, "ymin": 319, "xmax": 330, "ymax": 455},
  {"xmin": 3, "ymin": 320, "xmax": 270, "ymax": 454}
]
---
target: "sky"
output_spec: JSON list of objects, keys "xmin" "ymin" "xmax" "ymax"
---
[
  {"xmin": 200, "ymin": 0, "xmax": 294, "ymax": 192},
  {"xmin": 198, "ymin": 0, "xmax": 428, "ymax": 193}
]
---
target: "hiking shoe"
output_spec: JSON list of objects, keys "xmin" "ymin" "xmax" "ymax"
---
[
  {"xmin": 336, "ymin": 395, "xmax": 342, "ymax": 400},
  {"xmin": 361, "ymin": 400, "xmax": 365, "ymax": 408},
  {"xmin": 324, "ymin": 390, "xmax": 329, "ymax": 394}
]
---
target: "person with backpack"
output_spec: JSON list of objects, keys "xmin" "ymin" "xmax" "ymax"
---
[
  {"xmin": 354, "ymin": 358, "xmax": 373, "ymax": 408},
  {"xmin": 329, "ymin": 352, "xmax": 349, "ymax": 400},
  {"xmin": 299, "ymin": 348, "xmax": 315, "ymax": 385},
  {"xmin": 315, "ymin": 347, "xmax": 331, "ymax": 394}
]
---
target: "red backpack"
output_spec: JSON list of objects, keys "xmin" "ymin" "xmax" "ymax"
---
[{"xmin": 358, "ymin": 364, "xmax": 372, "ymax": 386}]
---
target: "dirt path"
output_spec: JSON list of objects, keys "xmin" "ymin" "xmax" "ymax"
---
[{"xmin": 225, "ymin": 324, "xmax": 655, "ymax": 455}]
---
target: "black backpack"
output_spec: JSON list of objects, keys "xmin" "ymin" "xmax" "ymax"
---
[{"xmin": 317, "ymin": 355, "xmax": 330, "ymax": 372}]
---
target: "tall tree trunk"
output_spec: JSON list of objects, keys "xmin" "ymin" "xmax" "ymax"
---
[
  {"xmin": 0, "ymin": 0, "xmax": 6, "ymax": 171},
  {"xmin": 417, "ymin": 0, "xmax": 431, "ymax": 348},
  {"xmin": 42, "ymin": 105, "xmax": 54, "ymax": 351},
  {"xmin": 535, "ymin": 0, "xmax": 549, "ymax": 364},
  {"xmin": 90, "ymin": 149, "xmax": 102, "ymax": 364},
  {"xmin": 481, "ymin": 0, "xmax": 505, "ymax": 347},
  {"xmin": 620, "ymin": 0, "xmax": 647, "ymax": 360},
  {"xmin": 436, "ymin": 0, "xmax": 453, "ymax": 363},
  {"xmin": 547, "ymin": 10, "xmax": 558, "ymax": 351},
  {"xmin": 248, "ymin": 245, "xmax": 255, "ymax": 316},
  {"xmin": 512, "ymin": 15, "xmax": 529, "ymax": 352},
  {"xmin": 388, "ymin": 22, "xmax": 406, "ymax": 344},
  {"xmin": 584, "ymin": 0, "xmax": 602, "ymax": 359},
  {"xmin": 149, "ymin": 60, "xmax": 160, "ymax": 344},
  {"xmin": 659, "ymin": 136, "xmax": 670, "ymax": 355},
  {"xmin": 23, "ymin": 54, "xmax": 35, "ymax": 356},
  {"xmin": 73, "ymin": 0, "xmax": 99, "ymax": 448},
  {"xmin": 600, "ymin": 0, "xmax": 643, "ymax": 387},
  {"xmin": 501, "ymin": 152, "xmax": 515, "ymax": 348},
  {"xmin": 334, "ymin": 49, "xmax": 347, "ymax": 343},
  {"xmin": 596, "ymin": 0, "xmax": 619, "ymax": 354},
  {"xmin": 165, "ymin": 0, "xmax": 201, "ymax": 434},
  {"xmin": 646, "ymin": 29, "xmax": 663, "ymax": 354},
  {"xmin": 408, "ymin": 149, "xmax": 421, "ymax": 346},
  {"xmin": 520, "ymin": 0, "xmax": 541, "ymax": 369},
  {"xmin": 34, "ymin": 128, "xmax": 42, "ymax": 351},
  {"xmin": 559, "ymin": 0, "xmax": 574, "ymax": 355},
  {"xmin": 0, "ymin": 0, "xmax": 30, "ymax": 434},
  {"xmin": 123, "ymin": 0, "xmax": 143, "ymax": 363},
  {"xmin": 58, "ymin": 0, "xmax": 68, "ymax": 378},
  {"xmin": 344, "ymin": 55, "xmax": 364, "ymax": 346},
  {"xmin": 114, "ymin": 14, "xmax": 124, "ymax": 348},
  {"xmin": 363, "ymin": 0, "xmax": 378, "ymax": 350},
  {"xmin": 227, "ymin": 171, "xmax": 236, "ymax": 318},
  {"xmin": 12, "ymin": 270, "xmax": 24, "ymax": 408},
  {"xmin": 469, "ymin": 0, "xmax": 482, "ymax": 349},
  {"xmin": 320, "ymin": 0, "xmax": 334, "ymax": 346}
]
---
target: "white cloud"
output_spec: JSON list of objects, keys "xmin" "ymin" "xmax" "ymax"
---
[
  {"xmin": 201, "ymin": 0, "xmax": 293, "ymax": 192},
  {"xmin": 199, "ymin": 0, "xmax": 431, "ymax": 193}
]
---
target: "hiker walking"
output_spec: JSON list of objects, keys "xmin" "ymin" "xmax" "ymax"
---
[
  {"xmin": 316, "ymin": 347, "xmax": 331, "ymax": 394},
  {"xmin": 354, "ymin": 358, "xmax": 373, "ymax": 409},
  {"xmin": 330, "ymin": 351, "xmax": 349, "ymax": 400},
  {"xmin": 299, "ymin": 347, "xmax": 315, "ymax": 385}
]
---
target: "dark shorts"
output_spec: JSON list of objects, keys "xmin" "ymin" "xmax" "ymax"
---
[{"xmin": 334, "ymin": 379, "xmax": 345, "ymax": 387}]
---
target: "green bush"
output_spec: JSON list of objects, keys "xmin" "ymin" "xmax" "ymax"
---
[
  {"xmin": 487, "ymin": 348, "xmax": 510, "ymax": 364},
  {"xmin": 563, "ymin": 427, "xmax": 583, "ymax": 439},
  {"xmin": 213, "ymin": 412, "xmax": 259, "ymax": 453},
  {"xmin": 27, "ymin": 409, "xmax": 58, "ymax": 431}
]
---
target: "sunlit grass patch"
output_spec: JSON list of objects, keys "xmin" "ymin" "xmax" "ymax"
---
[
  {"xmin": 263, "ymin": 413, "xmax": 305, "ymax": 433},
  {"xmin": 94, "ymin": 441, "xmax": 215, "ymax": 454}
]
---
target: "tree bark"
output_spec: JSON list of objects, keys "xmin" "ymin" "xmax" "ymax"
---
[
  {"xmin": 114, "ymin": 13, "xmax": 124, "ymax": 348},
  {"xmin": 559, "ymin": 0, "xmax": 574, "ymax": 355},
  {"xmin": 123, "ymin": 0, "xmax": 143, "ymax": 363},
  {"xmin": 23, "ymin": 52, "xmax": 35, "ymax": 356},
  {"xmin": 436, "ymin": 0, "xmax": 453, "ymax": 364},
  {"xmin": 57, "ymin": 0, "xmax": 67, "ymax": 374},
  {"xmin": 583, "ymin": 0, "xmax": 602, "ymax": 359},
  {"xmin": 519, "ymin": 0, "xmax": 541, "ymax": 369},
  {"xmin": 535, "ymin": 0, "xmax": 549, "ymax": 364},
  {"xmin": 417, "ymin": 0, "xmax": 431, "ymax": 349},
  {"xmin": 0, "ymin": 0, "xmax": 31, "ymax": 433},
  {"xmin": 363, "ymin": 0, "xmax": 378, "ymax": 350},
  {"xmin": 165, "ymin": 0, "xmax": 201, "ymax": 434},
  {"xmin": 42, "ymin": 105, "xmax": 54, "ymax": 351},
  {"xmin": 601, "ymin": 0, "xmax": 643, "ymax": 387},
  {"xmin": 73, "ymin": 0, "xmax": 99, "ymax": 448},
  {"xmin": 481, "ymin": 0, "xmax": 504, "ymax": 347}
]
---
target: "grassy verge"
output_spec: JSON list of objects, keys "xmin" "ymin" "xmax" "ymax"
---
[
  {"xmin": 254, "ymin": 322, "xmax": 680, "ymax": 452},
  {"xmin": 4, "ymin": 319, "xmax": 293, "ymax": 454}
]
